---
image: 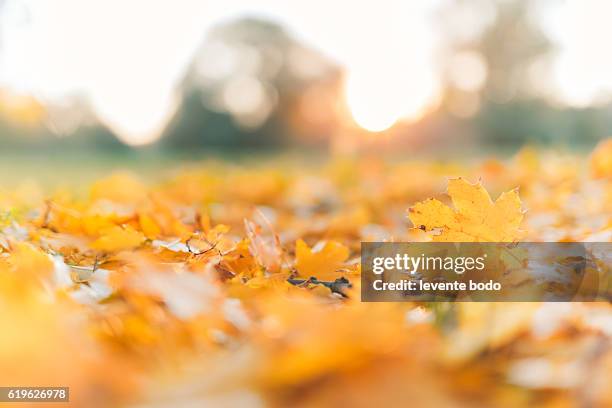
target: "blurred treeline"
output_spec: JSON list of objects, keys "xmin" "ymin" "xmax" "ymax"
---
[{"xmin": 1, "ymin": 0, "xmax": 611, "ymax": 153}]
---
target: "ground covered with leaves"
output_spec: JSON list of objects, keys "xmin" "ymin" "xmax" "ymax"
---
[{"xmin": 1, "ymin": 141, "xmax": 611, "ymax": 407}]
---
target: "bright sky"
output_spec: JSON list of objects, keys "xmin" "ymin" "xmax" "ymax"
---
[{"xmin": 0, "ymin": 0, "xmax": 611, "ymax": 144}]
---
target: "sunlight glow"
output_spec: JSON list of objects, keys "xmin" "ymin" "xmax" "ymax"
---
[
  {"xmin": 0, "ymin": 0, "xmax": 444, "ymax": 142},
  {"xmin": 340, "ymin": 1, "xmax": 442, "ymax": 132},
  {"xmin": 345, "ymin": 65, "xmax": 440, "ymax": 133},
  {"xmin": 2, "ymin": 0, "xmax": 611, "ymax": 142},
  {"xmin": 345, "ymin": 72, "xmax": 400, "ymax": 132}
]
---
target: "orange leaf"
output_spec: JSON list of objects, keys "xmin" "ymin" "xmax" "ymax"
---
[
  {"xmin": 295, "ymin": 239, "xmax": 349, "ymax": 280},
  {"xmin": 90, "ymin": 225, "xmax": 145, "ymax": 252}
]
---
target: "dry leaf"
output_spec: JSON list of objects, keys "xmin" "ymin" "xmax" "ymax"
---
[
  {"xmin": 408, "ymin": 177, "xmax": 524, "ymax": 242},
  {"xmin": 295, "ymin": 239, "xmax": 349, "ymax": 280}
]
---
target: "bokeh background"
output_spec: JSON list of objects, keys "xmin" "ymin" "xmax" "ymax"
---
[
  {"xmin": 0, "ymin": 3, "xmax": 611, "ymax": 406},
  {"xmin": 0, "ymin": 0, "xmax": 611, "ymax": 160}
]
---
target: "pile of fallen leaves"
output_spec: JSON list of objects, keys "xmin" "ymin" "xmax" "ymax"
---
[{"xmin": 0, "ymin": 141, "xmax": 611, "ymax": 407}]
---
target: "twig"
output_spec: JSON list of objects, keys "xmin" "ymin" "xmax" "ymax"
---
[{"xmin": 287, "ymin": 276, "xmax": 352, "ymax": 297}]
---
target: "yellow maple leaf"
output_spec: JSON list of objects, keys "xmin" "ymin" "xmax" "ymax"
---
[
  {"xmin": 295, "ymin": 239, "xmax": 349, "ymax": 280},
  {"xmin": 139, "ymin": 213, "xmax": 161, "ymax": 240},
  {"xmin": 90, "ymin": 225, "xmax": 145, "ymax": 252},
  {"xmin": 408, "ymin": 178, "xmax": 524, "ymax": 242},
  {"xmin": 82, "ymin": 214, "xmax": 118, "ymax": 237}
]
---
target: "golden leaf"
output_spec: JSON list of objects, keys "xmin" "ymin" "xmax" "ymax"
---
[
  {"xmin": 295, "ymin": 239, "xmax": 349, "ymax": 280},
  {"xmin": 90, "ymin": 225, "xmax": 145, "ymax": 252},
  {"xmin": 139, "ymin": 213, "xmax": 161, "ymax": 240},
  {"xmin": 408, "ymin": 178, "xmax": 524, "ymax": 242}
]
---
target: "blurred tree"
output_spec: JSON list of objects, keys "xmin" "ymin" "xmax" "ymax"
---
[
  {"xmin": 434, "ymin": 0, "xmax": 609, "ymax": 149},
  {"xmin": 161, "ymin": 18, "xmax": 341, "ymax": 150},
  {"xmin": 477, "ymin": 0, "xmax": 552, "ymax": 102},
  {"xmin": 0, "ymin": 94, "xmax": 128, "ymax": 152}
]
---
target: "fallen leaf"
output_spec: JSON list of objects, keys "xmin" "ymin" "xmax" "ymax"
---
[
  {"xmin": 90, "ymin": 225, "xmax": 145, "ymax": 252},
  {"xmin": 295, "ymin": 239, "xmax": 349, "ymax": 280},
  {"xmin": 408, "ymin": 178, "xmax": 524, "ymax": 242}
]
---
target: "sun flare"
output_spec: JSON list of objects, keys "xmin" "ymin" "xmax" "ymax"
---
[{"xmin": 344, "ymin": 69, "xmax": 438, "ymax": 133}]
